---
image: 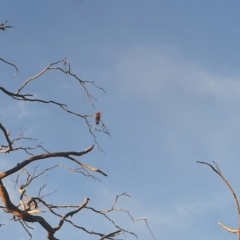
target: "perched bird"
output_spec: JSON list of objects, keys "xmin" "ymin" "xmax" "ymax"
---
[{"xmin": 94, "ymin": 112, "xmax": 101, "ymax": 125}]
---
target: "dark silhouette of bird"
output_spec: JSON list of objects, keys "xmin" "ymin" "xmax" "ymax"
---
[
  {"xmin": 94, "ymin": 112, "xmax": 101, "ymax": 125},
  {"xmin": 0, "ymin": 21, "xmax": 13, "ymax": 31}
]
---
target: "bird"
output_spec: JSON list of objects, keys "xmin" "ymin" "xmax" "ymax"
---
[
  {"xmin": 94, "ymin": 112, "xmax": 101, "ymax": 125},
  {"xmin": 0, "ymin": 21, "xmax": 13, "ymax": 31}
]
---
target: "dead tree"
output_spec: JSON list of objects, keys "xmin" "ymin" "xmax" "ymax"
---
[
  {"xmin": 197, "ymin": 161, "xmax": 240, "ymax": 239},
  {"xmin": 0, "ymin": 21, "xmax": 154, "ymax": 240}
]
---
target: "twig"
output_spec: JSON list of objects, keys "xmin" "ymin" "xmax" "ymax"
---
[
  {"xmin": 0, "ymin": 57, "xmax": 18, "ymax": 76},
  {"xmin": 18, "ymin": 219, "xmax": 33, "ymax": 240},
  {"xmin": 99, "ymin": 229, "xmax": 121, "ymax": 240},
  {"xmin": 87, "ymin": 192, "xmax": 156, "ymax": 239}
]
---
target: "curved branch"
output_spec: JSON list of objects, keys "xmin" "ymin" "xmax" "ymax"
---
[
  {"xmin": 0, "ymin": 145, "xmax": 107, "ymax": 179},
  {"xmin": 0, "ymin": 57, "xmax": 18, "ymax": 76},
  {"xmin": 34, "ymin": 197, "xmax": 105, "ymax": 238},
  {"xmin": 16, "ymin": 58, "xmax": 105, "ymax": 106},
  {"xmin": 17, "ymin": 60, "xmax": 65, "ymax": 94},
  {"xmin": 0, "ymin": 122, "xmax": 12, "ymax": 151},
  {"xmin": 53, "ymin": 198, "xmax": 90, "ymax": 232},
  {"xmin": 197, "ymin": 161, "xmax": 240, "ymax": 238},
  {"xmin": 218, "ymin": 222, "xmax": 238, "ymax": 233}
]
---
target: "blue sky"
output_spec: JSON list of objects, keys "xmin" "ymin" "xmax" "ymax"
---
[{"xmin": 1, "ymin": 1, "xmax": 240, "ymax": 239}]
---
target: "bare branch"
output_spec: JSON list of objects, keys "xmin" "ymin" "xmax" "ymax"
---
[
  {"xmin": 197, "ymin": 161, "xmax": 240, "ymax": 239},
  {"xmin": 0, "ymin": 85, "xmax": 68, "ymax": 108},
  {"xmin": 53, "ymin": 197, "xmax": 90, "ymax": 232},
  {"xmin": 0, "ymin": 133, "xmax": 46, "ymax": 155},
  {"xmin": 34, "ymin": 197, "xmax": 106, "ymax": 238},
  {"xmin": 0, "ymin": 57, "xmax": 18, "ymax": 76},
  {"xmin": 12, "ymin": 164, "xmax": 99, "ymax": 204},
  {"xmin": 0, "ymin": 145, "xmax": 107, "ymax": 179},
  {"xmin": 65, "ymin": 155, "xmax": 107, "ymax": 176},
  {"xmin": 99, "ymin": 229, "xmax": 121, "ymax": 240},
  {"xmin": 0, "ymin": 125, "xmax": 44, "ymax": 155},
  {"xmin": 18, "ymin": 219, "xmax": 33, "ymax": 240},
  {"xmin": 17, "ymin": 59, "xmax": 66, "ymax": 94},
  {"xmin": 0, "ymin": 122, "xmax": 12, "ymax": 152},
  {"xmin": 86, "ymin": 192, "xmax": 156, "ymax": 239},
  {"xmin": 0, "ymin": 84, "xmax": 110, "ymax": 148},
  {"xmin": 218, "ymin": 222, "xmax": 238, "ymax": 233},
  {"xmin": 16, "ymin": 58, "xmax": 105, "ymax": 105}
]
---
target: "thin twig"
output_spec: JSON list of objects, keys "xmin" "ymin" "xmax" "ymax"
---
[{"xmin": 0, "ymin": 57, "xmax": 18, "ymax": 76}]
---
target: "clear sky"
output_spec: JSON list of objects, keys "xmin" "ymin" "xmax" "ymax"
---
[{"xmin": 1, "ymin": 1, "xmax": 240, "ymax": 240}]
